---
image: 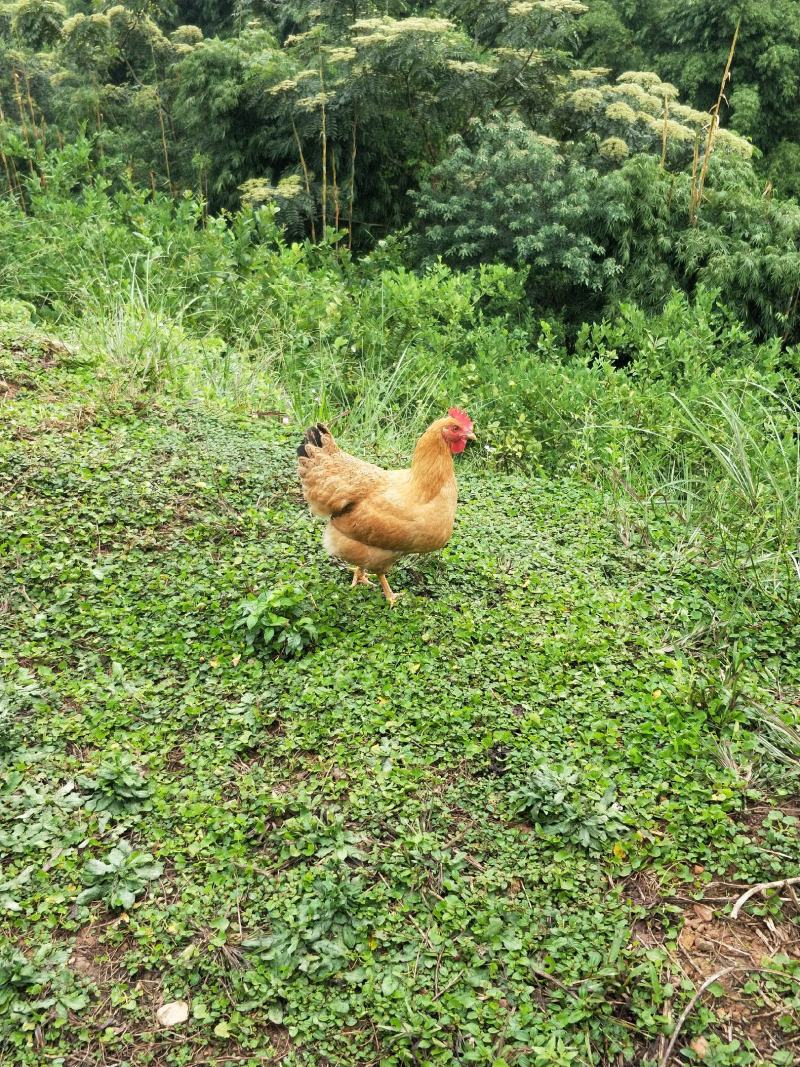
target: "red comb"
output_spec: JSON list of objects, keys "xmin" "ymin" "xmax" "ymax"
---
[{"xmin": 448, "ymin": 407, "xmax": 473, "ymax": 432}]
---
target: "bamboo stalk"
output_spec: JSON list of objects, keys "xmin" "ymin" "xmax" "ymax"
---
[
  {"xmin": 0, "ymin": 103, "xmax": 24, "ymax": 203},
  {"xmin": 293, "ymin": 119, "xmax": 316, "ymax": 243},
  {"xmin": 96, "ymin": 95, "xmax": 104, "ymax": 159},
  {"xmin": 12, "ymin": 72, "xmax": 31, "ymax": 148},
  {"xmin": 347, "ymin": 114, "xmax": 357, "ymax": 250},
  {"xmin": 689, "ymin": 134, "xmax": 701, "ymax": 223},
  {"xmin": 149, "ymin": 42, "xmax": 173, "ymax": 194},
  {"xmin": 0, "ymin": 105, "xmax": 16, "ymax": 201},
  {"xmin": 782, "ymin": 285, "xmax": 799, "ymax": 345},
  {"xmin": 330, "ymin": 140, "xmax": 340, "ymax": 232},
  {"xmin": 199, "ymin": 161, "xmax": 208, "ymax": 224},
  {"xmin": 23, "ymin": 73, "xmax": 46, "ymax": 189},
  {"xmin": 157, "ymin": 97, "xmax": 172, "ymax": 192},
  {"xmin": 692, "ymin": 20, "xmax": 740, "ymax": 224},
  {"xmin": 23, "ymin": 72, "xmax": 40, "ymax": 145},
  {"xmin": 319, "ymin": 56, "xmax": 328, "ymax": 236},
  {"xmin": 0, "ymin": 140, "xmax": 16, "ymax": 202}
]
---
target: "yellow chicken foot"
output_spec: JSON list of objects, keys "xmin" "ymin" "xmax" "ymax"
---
[
  {"xmin": 378, "ymin": 574, "xmax": 403, "ymax": 607},
  {"xmin": 350, "ymin": 567, "xmax": 373, "ymax": 587}
]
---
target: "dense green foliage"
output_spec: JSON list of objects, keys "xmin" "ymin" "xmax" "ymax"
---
[
  {"xmin": 578, "ymin": 0, "xmax": 800, "ymax": 195},
  {"xmin": 3, "ymin": 0, "xmax": 800, "ymax": 338}
]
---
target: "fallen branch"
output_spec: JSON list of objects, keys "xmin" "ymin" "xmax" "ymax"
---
[
  {"xmin": 659, "ymin": 966, "xmax": 735, "ymax": 1067},
  {"xmin": 659, "ymin": 965, "xmax": 800, "ymax": 1066},
  {"xmin": 730, "ymin": 875, "xmax": 800, "ymax": 919}
]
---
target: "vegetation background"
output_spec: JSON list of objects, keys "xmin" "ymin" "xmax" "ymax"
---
[{"xmin": 1, "ymin": 1, "xmax": 799, "ymax": 1065}]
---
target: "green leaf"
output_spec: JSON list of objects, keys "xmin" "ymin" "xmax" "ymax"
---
[
  {"xmin": 76, "ymin": 887, "xmax": 101, "ymax": 905},
  {"xmin": 135, "ymin": 862, "xmax": 164, "ymax": 880},
  {"xmin": 115, "ymin": 888, "xmax": 136, "ymax": 910},
  {"xmin": 84, "ymin": 859, "xmax": 109, "ymax": 877}
]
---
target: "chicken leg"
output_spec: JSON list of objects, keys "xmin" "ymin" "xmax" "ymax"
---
[
  {"xmin": 378, "ymin": 574, "xmax": 403, "ymax": 607},
  {"xmin": 350, "ymin": 567, "xmax": 373, "ymax": 587}
]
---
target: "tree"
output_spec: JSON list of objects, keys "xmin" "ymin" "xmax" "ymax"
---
[
  {"xmin": 578, "ymin": 0, "xmax": 800, "ymax": 194},
  {"xmin": 413, "ymin": 114, "xmax": 615, "ymax": 316},
  {"xmin": 596, "ymin": 153, "xmax": 800, "ymax": 341}
]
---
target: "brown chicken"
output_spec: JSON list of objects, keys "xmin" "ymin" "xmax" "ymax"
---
[{"xmin": 297, "ymin": 408, "xmax": 475, "ymax": 605}]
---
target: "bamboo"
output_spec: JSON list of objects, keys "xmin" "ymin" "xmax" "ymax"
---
[
  {"xmin": 347, "ymin": 114, "xmax": 357, "ymax": 250},
  {"xmin": 782, "ymin": 285, "xmax": 799, "ymax": 345},
  {"xmin": 293, "ymin": 119, "xmax": 317, "ymax": 243},
  {"xmin": 692, "ymin": 20, "xmax": 740, "ymax": 224},
  {"xmin": 0, "ymin": 105, "xmax": 15, "ymax": 201},
  {"xmin": 12, "ymin": 72, "xmax": 31, "ymax": 148},
  {"xmin": 23, "ymin": 75, "xmax": 46, "ymax": 189},
  {"xmin": 0, "ymin": 104, "xmax": 24, "ymax": 203},
  {"xmin": 689, "ymin": 134, "xmax": 701, "ymax": 222},
  {"xmin": 149, "ymin": 43, "xmax": 173, "ymax": 194},
  {"xmin": 319, "ymin": 56, "xmax": 328, "ymax": 236},
  {"xmin": 0, "ymin": 139, "xmax": 16, "ymax": 202},
  {"xmin": 96, "ymin": 96, "xmax": 104, "ymax": 159},
  {"xmin": 199, "ymin": 162, "xmax": 208, "ymax": 224},
  {"xmin": 23, "ymin": 72, "xmax": 40, "ymax": 146},
  {"xmin": 157, "ymin": 97, "xmax": 173, "ymax": 192},
  {"xmin": 660, "ymin": 94, "xmax": 669, "ymax": 169},
  {"xmin": 330, "ymin": 140, "xmax": 340, "ymax": 232}
]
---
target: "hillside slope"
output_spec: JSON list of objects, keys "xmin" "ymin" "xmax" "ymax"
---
[{"xmin": 1, "ymin": 329, "xmax": 799, "ymax": 1065}]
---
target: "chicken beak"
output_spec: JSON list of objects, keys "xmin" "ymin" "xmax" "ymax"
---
[{"xmin": 466, "ymin": 431, "xmax": 477, "ymax": 442}]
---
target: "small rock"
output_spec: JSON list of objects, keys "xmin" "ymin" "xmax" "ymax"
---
[
  {"xmin": 678, "ymin": 927, "xmax": 695, "ymax": 950},
  {"xmin": 693, "ymin": 903, "xmax": 714, "ymax": 923},
  {"xmin": 690, "ymin": 1036, "xmax": 710, "ymax": 1059},
  {"xmin": 156, "ymin": 1001, "xmax": 189, "ymax": 1028}
]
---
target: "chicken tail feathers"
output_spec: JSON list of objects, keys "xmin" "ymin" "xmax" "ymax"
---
[
  {"xmin": 297, "ymin": 422, "xmax": 331, "ymax": 457},
  {"xmin": 297, "ymin": 422, "xmax": 361, "ymax": 519}
]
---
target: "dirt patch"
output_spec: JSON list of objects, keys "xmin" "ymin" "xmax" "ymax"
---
[
  {"xmin": 627, "ymin": 791, "xmax": 800, "ymax": 1060},
  {"xmin": 163, "ymin": 745, "xmax": 185, "ymax": 771},
  {"xmin": 0, "ymin": 378, "xmax": 25, "ymax": 399},
  {"xmin": 737, "ymin": 798, "xmax": 800, "ymax": 836},
  {"xmin": 626, "ymin": 867, "xmax": 668, "ymax": 910},
  {"xmin": 66, "ymin": 919, "xmax": 292, "ymax": 1067},
  {"xmin": 630, "ymin": 877, "xmax": 800, "ymax": 1062},
  {"xmin": 69, "ymin": 918, "xmax": 137, "ymax": 987},
  {"xmin": 62, "ymin": 1025, "xmax": 293, "ymax": 1067},
  {"xmin": 65, "ymin": 741, "xmax": 94, "ymax": 761},
  {"xmin": 675, "ymin": 907, "xmax": 799, "ymax": 1061},
  {"xmin": 70, "ymin": 922, "xmax": 114, "ymax": 984}
]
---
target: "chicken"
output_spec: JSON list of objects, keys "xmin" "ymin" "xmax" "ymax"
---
[{"xmin": 297, "ymin": 408, "xmax": 475, "ymax": 605}]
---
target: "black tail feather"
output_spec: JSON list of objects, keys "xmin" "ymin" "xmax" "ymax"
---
[{"xmin": 297, "ymin": 423, "xmax": 330, "ymax": 457}]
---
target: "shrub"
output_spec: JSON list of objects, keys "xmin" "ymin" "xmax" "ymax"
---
[
  {"xmin": 412, "ymin": 114, "xmax": 615, "ymax": 315},
  {"xmin": 506, "ymin": 758, "xmax": 628, "ymax": 854},
  {"xmin": 76, "ymin": 841, "xmax": 163, "ymax": 911},
  {"xmin": 235, "ymin": 584, "xmax": 318, "ymax": 657},
  {"xmin": 78, "ymin": 753, "xmax": 152, "ymax": 817}
]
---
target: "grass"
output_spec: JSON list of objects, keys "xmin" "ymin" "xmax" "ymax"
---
[{"xmin": 2, "ymin": 324, "xmax": 799, "ymax": 1065}]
